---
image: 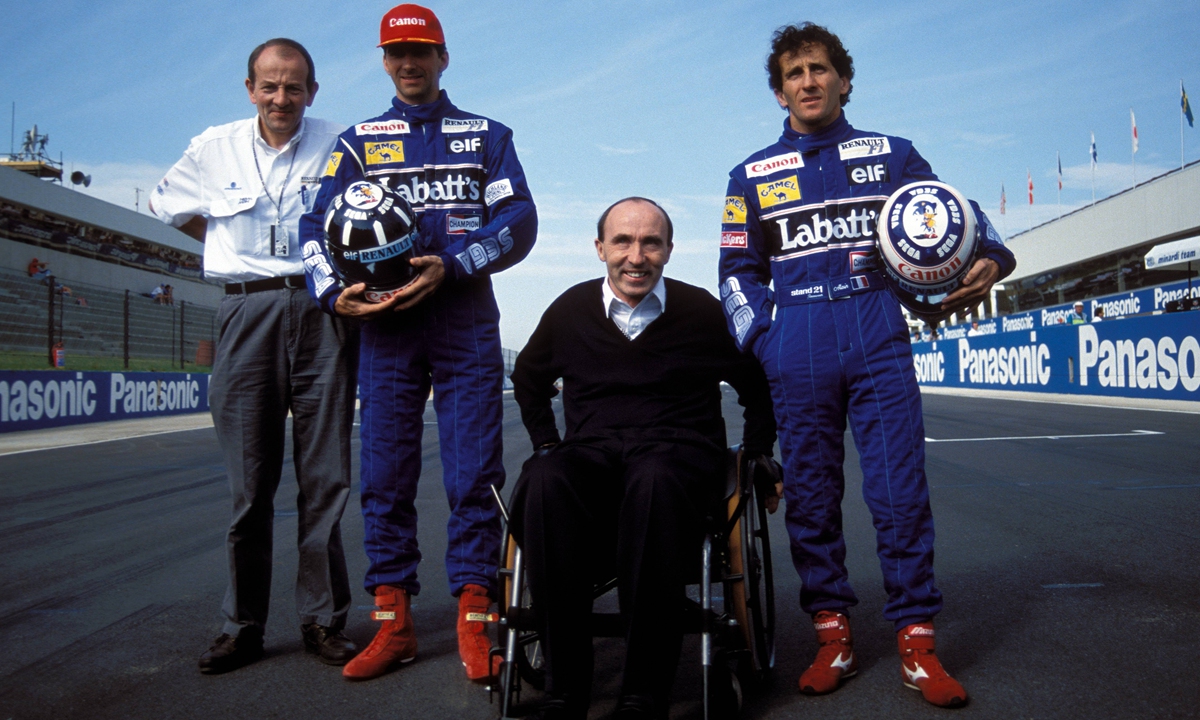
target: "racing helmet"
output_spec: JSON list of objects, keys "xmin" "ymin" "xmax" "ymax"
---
[
  {"xmin": 323, "ymin": 181, "xmax": 420, "ymax": 302},
  {"xmin": 876, "ymin": 181, "xmax": 978, "ymax": 317}
]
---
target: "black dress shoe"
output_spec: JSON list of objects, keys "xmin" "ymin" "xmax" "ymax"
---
[
  {"xmin": 302, "ymin": 623, "xmax": 357, "ymax": 666},
  {"xmin": 199, "ymin": 628, "xmax": 264, "ymax": 675},
  {"xmin": 612, "ymin": 695, "xmax": 662, "ymax": 719},
  {"xmin": 529, "ymin": 696, "xmax": 586, "ymax": 720}
]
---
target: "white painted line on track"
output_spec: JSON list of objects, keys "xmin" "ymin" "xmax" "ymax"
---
[
  {"xmin": 1113, "ymin": 483, "xmax": 1200, "ymax": 490},
  {"xmin": 1042, "ymin": 583, "xmax": 1104, "ymax": 589},
  {"xmin": 0, "ymin": 414, "xmax": 215, "ymax": 457},
  {"xmin": 926, "ymin": 429, "xmax": 1164, "ymax": 443},
  {"xmin": 921, "ymin": 386, "xmax": 1200, "ymax": 415}
]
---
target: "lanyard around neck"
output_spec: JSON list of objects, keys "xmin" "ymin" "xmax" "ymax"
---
[{"xmin": 251, "ymin": 132, "xmax": 300, "ymax": 224}]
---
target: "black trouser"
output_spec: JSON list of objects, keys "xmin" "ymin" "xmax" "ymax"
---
[
  {"xmin": 510, "ymin": 430, "xmax": 722, "ymax": 716},
  {"xmin": 210, "ymin": 287, "xmax": 359, "ymax": 635}
]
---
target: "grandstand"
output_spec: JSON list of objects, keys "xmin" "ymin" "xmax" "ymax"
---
[
  {"xmin": 0, "ymin": 266, "xmax": 215, "ymax": 369},
  {"xmin": 927, "ymin": 159, "xmax": 1200, "ymax": 334},
  {"xmin": 999, "ymin": 159, "xmax": 1200, "ymax": 313},
  {"xmin": 0, "ymin": 164, "xmax": 219, "ymax": 307},
  {"xmin": 0, "ymin": 164, "xmax": 220, "ymax": 369}
]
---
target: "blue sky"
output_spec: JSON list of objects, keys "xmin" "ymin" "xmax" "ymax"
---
[{"xmin": 2, "ymin": 0, "xmax": 1198, "ymax": 347}]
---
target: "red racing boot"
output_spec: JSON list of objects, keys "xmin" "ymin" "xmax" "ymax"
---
[
  {"xmin": 457, "ymin": 584, "xmax": 501, "ymax": 683},
  {"xmin": 342, "ymin": 585, "xmax": 417, "ymax": 681},
  {"xmin": 798, "ymin": 610, "xmax": 858, "ymax": 694},
  {"xmin": 897, "ymin": 622, "xmax": 968, "ymax": 707}
]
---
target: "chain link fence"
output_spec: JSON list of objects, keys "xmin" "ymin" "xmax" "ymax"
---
[{"xmin": 0, "ymin": 266, "xmax": 218, "ymax": 371}]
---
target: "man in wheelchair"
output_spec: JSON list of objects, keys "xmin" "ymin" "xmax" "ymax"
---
[{"xmin": 508, "ymin": 197, "xmax": 778, "ymax": 719}]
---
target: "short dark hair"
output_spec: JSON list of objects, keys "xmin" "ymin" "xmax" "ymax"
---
[
  {"xmin": 596, "ymin": 197, "xmax": 674, "ymax": 245},
  {"xmin": 766, "ymin": 22, "xmax": 854, "ymax": 106},
  {"xmin": 248, "ymin": 38, "xmax": 316, "ymax": 92}
]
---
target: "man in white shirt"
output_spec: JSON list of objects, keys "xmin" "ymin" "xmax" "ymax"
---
[{"xmin": 150, "ymin": 38, "xmax": 359, "ymax": 675}]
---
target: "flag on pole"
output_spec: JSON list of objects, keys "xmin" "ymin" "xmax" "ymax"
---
[
  {"xmin": 1185, "ymin": 82, "xmax": 1195, "ymax": 127},
  {"xmin": 1057, "ymin": 152, "xmax": 1063, "ymax": 190},
  {"xmin": 1027, "ymin": 169, "xmax": 1033, "ymax": 204},
  {"xmin": 1091, "ymin": 132, "xmax": 1098, "ymax": 165},
  {"xmin": 1131, "ymin": 108, "xmax": 1139, "ymax": 154},
  {"xmin": 1000, "ymin": 184, "xmax": 1006, "ymax": 215}
]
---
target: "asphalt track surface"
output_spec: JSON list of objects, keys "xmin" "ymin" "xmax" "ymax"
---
[{"xmin": 1, "ymin": 389, "xmax": 1198, "ymax": 719}]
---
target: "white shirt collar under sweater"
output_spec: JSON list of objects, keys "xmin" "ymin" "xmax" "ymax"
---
[{"xmin": 601, "ymin": 276, "xmax": 667, "ymax": 340}]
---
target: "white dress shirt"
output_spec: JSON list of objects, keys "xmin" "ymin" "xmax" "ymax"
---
[
  {"xmin": 602, "ymin": 276, "xmax": 667, "ymax": 340},
  {"xmin": 151, "ymin": 116, "xmax": 345, "ymax": 283}
]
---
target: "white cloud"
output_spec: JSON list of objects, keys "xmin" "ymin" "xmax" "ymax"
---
[
  {"xmin": 1059, "ymin": 160, "xmax": 1171, "ymax": 196},
  {"xmin": 596, "ymin": 144, "xmax": 647, "ymax": 156}
]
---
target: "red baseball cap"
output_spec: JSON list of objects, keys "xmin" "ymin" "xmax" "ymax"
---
[{"xmin": 379, "ymin": 4, "xmax": 445, "ymax": 47}]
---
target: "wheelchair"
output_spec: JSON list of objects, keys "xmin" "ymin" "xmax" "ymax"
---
[{"xmin": 488, "ymin": 446, "xmax": 779, "ymax": 719}]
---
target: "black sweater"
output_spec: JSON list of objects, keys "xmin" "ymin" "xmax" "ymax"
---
[{"xmin": 511, "ymin": 278, "xmax": 776, "ymax": 455}]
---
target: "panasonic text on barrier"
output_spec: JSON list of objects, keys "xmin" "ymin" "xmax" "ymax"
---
[
  {"xmin": 110, "ymin": 374, "xmax": 203, "ymax": 414},
  {"xmin": 958, "ymin": 338, "xmax": 1052, "ymax": 386},
  {"xmin": 0, "ymin": 373, "xmax": 97, "ymax": 423},
  {"xmin": 1077, "ymin": 324, "xmax": 1200, "ymax": 392},
  {"xmin": 912, "ymin": 349, "xmax": 945, "ymax": 383}
]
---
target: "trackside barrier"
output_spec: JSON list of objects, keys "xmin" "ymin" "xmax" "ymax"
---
[
  {"xmin": 937, "ymin": 278, "xmax": 1200, "ymax": 338},
  {"xmin": 0, "ymin": 370, "xmax": 209, "ymax": 433},
  {"xmin": 912, "ymin": 311, "xmax": 1200, "ymax": 401}
]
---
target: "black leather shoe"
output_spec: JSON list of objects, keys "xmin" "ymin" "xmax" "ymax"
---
[
  {"xmin": 302, "ymin": 623, "xmax": 357, "ymax": 666},
  {"xmin": 199, "ymin": 628, "xmax": 264, "ymax": 675},
  {"xmin": 612, "ymin": 695, "xmax": 661, "ymax": 719}
]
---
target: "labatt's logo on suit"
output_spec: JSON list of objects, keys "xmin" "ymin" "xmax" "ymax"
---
[{"xmin": 877, "ymin": 181, "xmax": 978, "ymax": 316}]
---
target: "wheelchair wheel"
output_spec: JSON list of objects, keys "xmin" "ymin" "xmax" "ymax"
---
[
  {"xmin": 501, "ymin": 534, "xmax": 546, "ymax": 691},
  {"xmin": 725, "ymin": 455, "xmax": 775, "ymax": 680}
]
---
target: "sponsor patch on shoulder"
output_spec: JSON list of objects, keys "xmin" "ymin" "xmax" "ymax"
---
[
  {"xmin": 447, "ymin": 214, "xmax": 482, "ymax": 234},
  {"xmin": 838, "ymin": 136, "xmax": 891, "ymax": 160},
  {"xmin": 355, "ymin": 120, "xmax": 410, "ymax": 135},
  {"xmin": 484, "ymin": 178, "xmax": 514, "ymax": 206},
  {"xmin": 323, "ymin": 152, "xmax": 343, "ymax": 177},
  {"xmin": 744, "ymin": 152, "xmax": 803, "ymax": 178},
  {"xmin": 720, "ymin": 231, "xmax": 748, "ymax": 248},
  {"xmin": 756, "ymin": 176, "xmax": 801, "ymax": 209},
  {"xmin": 443, "ymin": 117, "xmax": 488, "ymax": 133},
  {"xmin": 723, "ymin": 196, "xmax": 747, "ymax": 224}
]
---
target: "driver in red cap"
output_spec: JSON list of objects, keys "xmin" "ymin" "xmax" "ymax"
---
[{"xmin": 300, "ymin": 3, "xmax": 538, "ymax": 683}]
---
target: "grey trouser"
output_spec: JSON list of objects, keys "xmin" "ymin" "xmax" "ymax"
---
[{"xmin": 210, "ymin": 286, "xmax": 359, "ymax": 635}]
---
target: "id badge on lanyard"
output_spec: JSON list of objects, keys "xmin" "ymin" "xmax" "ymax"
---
[{"xmin": 270, "ymin": 223, "xmax": 289, "ymax": 257}]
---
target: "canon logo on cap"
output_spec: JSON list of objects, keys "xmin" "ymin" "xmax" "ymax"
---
[{"xmin": 389, "ymin": 17, "xmax": 427, "ymax": 27}]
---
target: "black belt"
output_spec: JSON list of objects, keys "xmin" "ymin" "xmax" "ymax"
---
[
  {"xmin": 225, "ymin": 275, "xmax": 307, "ymax": 295},
  {"xmin": 775, "ymin": 271, "xmax": 885, "ymax": 307}
]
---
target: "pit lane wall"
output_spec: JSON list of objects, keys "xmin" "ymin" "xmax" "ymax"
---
[
  {"xmin": 912, "ymin": 311, "xmax": 1200, "ymax": 401},
  {"xmin": 0, "ymin": 371, "xmax": 208, "ymax": 433}
]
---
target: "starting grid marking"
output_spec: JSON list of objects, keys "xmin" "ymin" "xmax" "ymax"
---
[{"xmin": 926, "ymin": 429, "xmax": 1165, "ymax": 443}]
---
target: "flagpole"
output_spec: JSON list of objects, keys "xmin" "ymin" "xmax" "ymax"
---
[
  {"xmin": 1090, "ymin": 131, "xmax": 1096, "ymax": 205},
  {"xmin": 1131, "ymin": 107, "xmax": 1137, "ymax": 188},
  {"xmin": 1057, "ymin": 151, "xmax": 1062, "ymax": 218},
  {"xmin": 1183, "ymin": 80, "xmax": 1187, "ymax": 170}
]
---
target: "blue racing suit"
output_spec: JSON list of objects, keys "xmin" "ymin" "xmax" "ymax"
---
[
  {"xmin": 300, "ymin": 91, "xmax": 537, "ymax": 597},
  {"xmin": 718, "ymin": 113, "xmax": 1014, "ymax": 630}
]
